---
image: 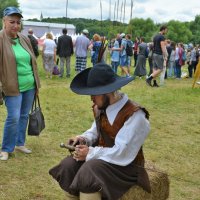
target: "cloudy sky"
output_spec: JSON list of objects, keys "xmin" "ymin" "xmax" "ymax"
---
[{"xmin": 18, "ymin": 0, "xmax": 200, "ymax": 23}]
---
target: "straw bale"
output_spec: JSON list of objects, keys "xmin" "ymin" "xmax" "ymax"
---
[{"xmin": 120, "ymin": 161, "xmax": 170, "ymax": 200}]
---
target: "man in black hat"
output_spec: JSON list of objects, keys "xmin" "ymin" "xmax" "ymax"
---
[{"xmin": 49, "ymin": 63, "xmax": 150, "ymax": 200}]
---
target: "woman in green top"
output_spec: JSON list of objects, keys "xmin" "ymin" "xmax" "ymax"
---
[{"xmin": 0, "ymin": 7, "xmax": 40, "ymax": 161}]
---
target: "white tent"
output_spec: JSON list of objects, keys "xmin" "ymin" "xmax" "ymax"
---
[{"xmin": 40, "ymin": 32, "xmax": 46, "ymax": 40}]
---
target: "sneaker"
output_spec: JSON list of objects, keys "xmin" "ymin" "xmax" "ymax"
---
[
  {"xmin": 15, "ymin": 146, "xmax": 32, "ymax": 154},
  {"xmin": 146, "ymin": 78, "xmax": 152, "ymax": 87},
  {"xmin": 0, "ymin": 152, "xmax": 9, "ymax": 161}
]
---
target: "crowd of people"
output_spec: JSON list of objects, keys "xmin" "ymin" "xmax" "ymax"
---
[
  {"xmin": 37, "ymin": 26, "xmax": 200, "ymax": 88},
  {"xmin": 16, "ymin": 21, "xmax": 200, "ymax": 87}
]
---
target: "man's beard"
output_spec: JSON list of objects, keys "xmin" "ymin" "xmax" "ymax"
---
[{"xmin": 98, "ymin": 94, "xmax": 110, "ymax": 110}]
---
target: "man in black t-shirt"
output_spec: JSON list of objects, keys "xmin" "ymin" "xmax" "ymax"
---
[{"xmin": 146, "ymin": 25, "xmax": 168, "ymax": 87}]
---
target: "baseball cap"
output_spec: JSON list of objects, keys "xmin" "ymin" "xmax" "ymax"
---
[
  {"xmin": 188, "ymin": 43, "xmax": 193, "ymax": 49},
  {"xmin": 28, "ymin": 28, "xmax": 33, "ymax": 34},
  {"xmin": 120, "ymin": 33, "xmax": 125, "ymax": 38},
  {"xmin": 3, "ymin": 7, "xmax": 23, "ymax": 18},
  {"xmin": 82, "ymin": 29, "xmax": 89, "ymax": 34}
]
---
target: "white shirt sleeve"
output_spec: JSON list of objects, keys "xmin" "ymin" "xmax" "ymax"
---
[
  {"xmin": 81, "ymin": 121, "xmax": 98, "ymax": 146},
  {"xmin": 85, "ymin": 110, "xmax": 150, "ymax": 166}
]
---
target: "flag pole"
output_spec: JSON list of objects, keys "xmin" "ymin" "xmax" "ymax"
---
[
  {"xmin": 65, "ymin": 0, "xmax": 68, "ymax": 28},
  {"xmin": 100, "ymin": 0, "xmax": 103, "ymax": 29}
]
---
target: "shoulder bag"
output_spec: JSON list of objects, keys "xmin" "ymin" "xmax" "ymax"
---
[{"xmin": 28, "ymin": 94, "xmax": 45, "ymax": 136}]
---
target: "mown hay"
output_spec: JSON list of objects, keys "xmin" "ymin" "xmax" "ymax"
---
[{"xmin": 120, "ymin": 161, "xmax": 170, "ymax": 200}]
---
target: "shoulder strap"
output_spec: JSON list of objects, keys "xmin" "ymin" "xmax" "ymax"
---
[{"xmin": 31, "ymin": 94, "xmax": 41, "ymax": 112}]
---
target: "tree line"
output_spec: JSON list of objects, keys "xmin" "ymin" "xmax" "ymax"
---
[{"xmin": 0, "ymin": 0, "xmax": 200, "ymax": 44}]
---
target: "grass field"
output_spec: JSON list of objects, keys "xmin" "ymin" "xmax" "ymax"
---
[{"xmin": 0, "ymin": 55, "xmax": 200, "ymax": 200}]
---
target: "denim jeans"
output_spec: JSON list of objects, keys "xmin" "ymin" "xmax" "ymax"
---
[
  {"xmin": 111, "ymin": 61, "xmax": 119, "ymax": 74},
  {"xmin": 168, "ymin": 61, "xmax": 175, "ymax": 77},
  {"xmin": 175, "ymin": 60, "xmax": 181, "ymax": 78},
  {"xmin": 1, "ymin": 89, "xmax": 35, "ymax": 153}
]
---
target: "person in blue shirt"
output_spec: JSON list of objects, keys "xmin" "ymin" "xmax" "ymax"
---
[{"xmin": 110, "ymin": 34, "xmax": 121, "ymax": 73}]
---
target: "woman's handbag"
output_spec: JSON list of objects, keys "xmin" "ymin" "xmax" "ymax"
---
[
  {"xmin": 28, "ymin": 94, "xmax": 45, "ymax": 136},
  {"xmin": 52, "ymin": 65, "xmax": 60, "ymax": 75}
]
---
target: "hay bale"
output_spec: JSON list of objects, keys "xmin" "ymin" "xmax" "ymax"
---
[{"xmin": 120, "ymin": 161, "xmax": 170, "ymax": 200}]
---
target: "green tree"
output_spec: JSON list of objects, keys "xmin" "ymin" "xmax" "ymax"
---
[
  {"xmin": 75, "ymin": 22, "xmax": 85, "ymax": 34},
  {"xmin": 189, "ymin": 15, "xmax": 200, "ymax": 44},
  {"xmin": 18, "ymin": 12, "xmax": 199, "ymax": 45},
  {"xmin": 167, "ymin": 20, "xmax": 192, "ymax": 43},
  {"xmin": 0, "ymin": 0, "xmax": 18, "ymax": 29},
  {"xmin": 0, "ymin": 0, "xmax": 19, "ymax": 18},
  {"xmin": 127, "ymin": 18, "xmax": 157, "ymax": 42}
]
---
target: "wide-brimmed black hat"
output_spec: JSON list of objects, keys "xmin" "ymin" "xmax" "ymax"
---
[{"xmin": 70, "ymin": 63, "xmax": 134, "ymax": 95}]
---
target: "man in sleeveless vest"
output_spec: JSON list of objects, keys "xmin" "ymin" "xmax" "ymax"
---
[{"xmin": 49, "ymin": 63, "xmax": 151, "ymax": 200}]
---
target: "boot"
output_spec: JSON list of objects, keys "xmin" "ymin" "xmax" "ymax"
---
[
  {"xmin": 146, "ymin": 78, "xmax": 152, "ymax": 87},
  {"xmin": 80, "ymin": 192, "xmax": 101, "ymax": 200},
  {"xmin": 153, "ymin": 80, "xmax": 159, "ymax": 87},
  {"xmin": 65, "ymin": 192, "xmax": 79, "ymax": 200}
]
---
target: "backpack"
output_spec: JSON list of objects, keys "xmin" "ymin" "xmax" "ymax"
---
[
  {"xmin": 182, "ymin": 50, "xmax": 186, "ymax": 62},
  {"xmin": 126, "ymin": 41, "xmax": 133, "ymax": 56}
]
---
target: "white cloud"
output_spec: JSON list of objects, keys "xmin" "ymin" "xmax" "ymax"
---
[{"xmin": 18, "ymin": 0, "xmax": 200, "ymax": 23}]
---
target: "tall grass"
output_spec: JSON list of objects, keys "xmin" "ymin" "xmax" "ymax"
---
[{"xmin": 0, "ymin": 55, "xmax": 200, "ymax": 200}]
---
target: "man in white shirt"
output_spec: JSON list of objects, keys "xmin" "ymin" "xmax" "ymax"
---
[{"xmin": 49, "ymin": 63, "xmax": 151, "ymax": 200}]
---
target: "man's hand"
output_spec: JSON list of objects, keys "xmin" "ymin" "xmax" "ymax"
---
[
  {"xmin": 67, "ymin": 136, "xmax": 86, "ymax": 146},
  {"xmin": 73, "ymin": 145, "xmax": 89, "ymax": 161}
]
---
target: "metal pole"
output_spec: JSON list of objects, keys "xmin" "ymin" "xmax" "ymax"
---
[
  {"xmin": 100, "ymin": 0, "xmax": 102, "ymax": 28},
  {"xmin": 130, "ymin": 0, "xmax": 133, "ymax": 22},
  {"xmin": 113, "ymin": 1, "xmax": 116, "ymax": 27},
  {"xmin": 123, "ymin": 0, "xmax": 126, "ymax": 24},
  {"xmin": 116, "ymin": 0, "xmax": 119, "ymax": 21},
  {"xmin": 65, "ymin": 0, "xmax": 68, "ymax": 28},
  {"xmin": 109, "ymin": 0, "xmax": 111, "ymax": 20},
  {"xmin": 120, "ymin": 0, "xmax": 123, "ymax": 23}
]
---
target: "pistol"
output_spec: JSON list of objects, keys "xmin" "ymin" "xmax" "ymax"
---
[{"xmin": 60, "ymin": 143, "xmax": 75, "ymax": 151}]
